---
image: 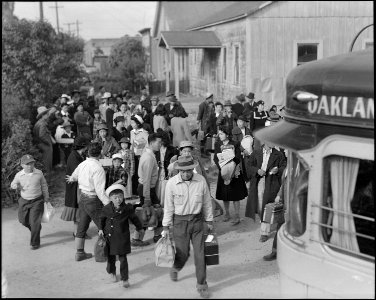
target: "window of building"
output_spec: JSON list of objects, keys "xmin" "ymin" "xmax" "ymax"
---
[
  {"xmin": 294, "ymin": 41, "xmax": 323, "ymax": 67},
  {"xmin": 222, "ymin": 47, "xmax": 227, "ymax": 81},
  {"xmin": 321, "ymin": 156, "xmax": 374, "ymax": 262},
  {"xmin": 233, "ymin": 44, "xmax": 240, "ymax": 85}
]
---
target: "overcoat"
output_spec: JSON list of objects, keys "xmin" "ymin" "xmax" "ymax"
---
[
  {"xmin": 245, "ymin": 148, "xmax": 287, "ymax": 220},
  {"xmin": 214, "ymin": 140, "xmax": 248, "ymax": 202},
  {"xmin": 99, "ymin": 202, "xmax": 143, "ymax": 255},
  {"xmin": 231, "ymin": 126, "xmax": 253, "ymax": 181},
  {"xmin": 64, "ymin": 150, "xmax": 84, "ymax": 208}
]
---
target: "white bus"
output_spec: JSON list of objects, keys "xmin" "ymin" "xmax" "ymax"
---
[{"xmin": 255, "ymin": 48, "xmax": 374, "ymax": 298}]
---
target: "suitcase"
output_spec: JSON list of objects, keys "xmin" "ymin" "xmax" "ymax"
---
[
  {"xmin": 263, "ymin": 202, "xmax": 284, "ymax": 224},
  {"xmin": 204, "ymin": 232, "xmax": 219, "ymax": 265},
  {"xmin": 135, "ymin": 207, "xmax": 149, "ymax": 227}
]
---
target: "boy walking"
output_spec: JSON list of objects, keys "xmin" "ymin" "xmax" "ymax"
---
[
  {"xmin": 10, "ymin": 154, "xmax": 50, "ymax": 250},
  {"xmin": 98, "ymin": 184, "xmax": 144, "ymax": 288}
]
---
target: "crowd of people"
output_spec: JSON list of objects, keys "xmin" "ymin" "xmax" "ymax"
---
[{"xmin": 11, "ymin": 83, "xmax": 287, "ymax": 298}]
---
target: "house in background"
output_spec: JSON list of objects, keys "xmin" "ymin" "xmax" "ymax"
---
[{"xmin": 150, "ymin": 1, "xmax": 373, "ymax": 107}]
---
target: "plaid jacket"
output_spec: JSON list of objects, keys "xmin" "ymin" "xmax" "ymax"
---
[{"xmin": 105, "ymin": 166, "xmax": 127, "ymax": 189}]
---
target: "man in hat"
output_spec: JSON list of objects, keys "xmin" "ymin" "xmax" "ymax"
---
[
  {"xmin": 249, "ymin": 100, "xmax": 269, "ymax": 150},
  {"xmin": 162, "ymin": 155, "xmax": 213, "ymax": 299},
  {"xmin": 164, "ymin": 91, "xmax": 178, "ymax": 126},
  {"xmin": 197, "ymin": 92, "xmax": 214, "ymax": 135},
  {"xmin": 106, "ymin": 97, "xmax": 117, "ymax": 137},
  {"xmin": 33, "ymin": 106, "xmax": 54, "ymax": 174},
  {"xmin": 243, "ymin": 92, "xmax": 258, "ymax": 123},
  {"xmin": 99, "ymin": 92, "xmax": 111, "ymax": 122},
  {"xmin": 11, "ymin": 154, "xmax": 50, "ymax": 250},
  {"xmin": 66, "ymin": 142, "xmax": 110, "ymax": 261}
]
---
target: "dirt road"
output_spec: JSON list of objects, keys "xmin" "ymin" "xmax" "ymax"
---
[{"xmin": 2, "ymin": 200, "xmax": 280, "ymax": 298}]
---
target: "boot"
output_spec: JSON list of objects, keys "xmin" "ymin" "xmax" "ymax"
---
[
  {"xmin": 263, "ymin": 249, "xmax": 277, "ymax": 261},
  {"xmin": 75, "ymin": 237, "xmax": 93, "ymax": 261}
]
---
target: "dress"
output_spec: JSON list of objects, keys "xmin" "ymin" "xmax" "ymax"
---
[
  {"xmin": 61, "ymin": 150, "xmax": 84, "ymax": 222},
  {"xmin": 214, "ymin": 140, "xmax": 248, "ymax": 202}
]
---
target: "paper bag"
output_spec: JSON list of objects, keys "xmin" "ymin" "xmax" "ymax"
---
[
  {"xmin": 155, "ymin": 236, "xmax": 175, "ymax": 267},
  {"xmin": 41, "ymin": 202, "xmax": 56, "ymax": 223}
]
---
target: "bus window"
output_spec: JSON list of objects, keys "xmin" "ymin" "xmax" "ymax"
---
[
  {"xmin": 321, "ymin": 156, "xmax": 374, "ymax": 261},
  {"xmin": 285, "ymin": 151, "xmax": 309, "ymax": 237}
]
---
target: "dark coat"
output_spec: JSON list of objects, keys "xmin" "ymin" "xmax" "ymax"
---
[
  {"xmin": 155, "ymin": 145, "xmax": 179, "ymax": 178},
  {"xmin": 164, "ymin": 102, "xmax": 186, "ymax": 125},
  {"xmin": 99, "ymin": 202, "xmax": 143, "ymax": 255},
  {"xmin": 197, "ymin": 101, "xmax": 213, "ymax": 134},
  {"xmin": 232, "ymin": 103, "xmax": 245, "ymax": 119},
  {"xmin": 64, "ymin": 150, "xmax": 84, "ymax": 208},
  {"xmin": 245, "ymin": 148, "xmax": 287, "ymax": 220},
  {"xmin": 214, "ymin": 140, "xmax": 248, "ymax": 202},
  {"xmin": 106, "ymin": 107, "xmax": 115, "ymax": 136},
  {"xmin": 231, "ymin": 126, "xmax": 252, "ymax": 181}
]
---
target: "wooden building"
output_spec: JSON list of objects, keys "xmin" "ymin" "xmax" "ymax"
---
[{"xmin": 151, "ymin": 1, "xmax": 373, "ymax": 107}]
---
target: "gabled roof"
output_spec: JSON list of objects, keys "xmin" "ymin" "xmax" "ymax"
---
[
  {"xmin": 152, "ymin": 1, "xmax": 237, "ymax": 37},
  {"xmin": 159, "ymin": 31, "xmax": 222, "ymax": 49},
  {"xmin": 188, "ymin": 1, "xmax": 273, "ymax": 30}
]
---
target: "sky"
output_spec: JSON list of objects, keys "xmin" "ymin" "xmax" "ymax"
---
[{"xmin": 13, "ymin": 1, "xmax": 157, "ymax": 41}]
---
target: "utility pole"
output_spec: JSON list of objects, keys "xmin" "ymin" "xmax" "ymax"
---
[
  {"xmin": 76, "ymin": 20, "xmax": 82, "ymax": 37},
  {"xmin": 49, "ymin": 2, "xmax": 63, "ymax": 33},
  {"xmin": 39, "ymin": 2, "xmax": 44, "ymax": 21},
  {"xmin": 64, "ymin": 22, "xmax": 75, "ymax": 35}
]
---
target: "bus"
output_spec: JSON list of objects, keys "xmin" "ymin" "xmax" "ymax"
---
[{"xmin": 254, "ymin": 48, "xmax": 374, "ymax": 298}]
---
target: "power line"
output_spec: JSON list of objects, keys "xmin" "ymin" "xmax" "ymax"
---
[
  {"xmin": 39, "ymin": 2, "xmax": 44, "ymax": 21},
  {"xmin": 49, "ymin": 2, "xmax": 63, "ymax": 33}
]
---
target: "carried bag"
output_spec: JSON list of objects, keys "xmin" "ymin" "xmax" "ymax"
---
[
  {"xmin": 155, "ymin": 236, "xmax": 175, "ymax": 267},
  {"xmin": 204, "ymin": 230, "xmax": 219, "ymax": 265},
  {"xmin": 94, "ymin": 235, "xmax": 107, "ymax": 263},
  {"xmin": 263, "ymin": 202, "xmax": 285, "ymax": 224},
  {"xmin": 41, "ymin": 202, "xmax": 56, "ymax": 223},
  {"xmin": 260, "ymin": 221, "xmax": 278, "ymax": 236}
]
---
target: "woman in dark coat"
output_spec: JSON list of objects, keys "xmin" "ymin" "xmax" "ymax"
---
[
  {"xmin": 245, "ymin": 142, "xmax": 287, "ymax": 226},
  {"xmin": 214, "ymin": 126, "xmax": 248, "ymax": 225},
  {"xmin": 98, "ymin": 185, "xmax": 143, "ymax": 287},
  {"xmin": 155, "ymin": 129, "xmax": 179, "ymax": 179},
  {"xmin": 60, "ymin": 136, "xmax": 90, "ymax": 237}
]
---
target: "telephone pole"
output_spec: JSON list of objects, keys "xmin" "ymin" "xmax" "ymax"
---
[
  {"xmin": 49, "ymin": 2, "xmax": 63, "ymax": 33},
  {"xmin": 64, "ymin": 22, "xmax": 75, "ymax": 35},
  {"xmin": 39, "ymin": 2, "xmax": 44, "ymax": 21},
  {"xmin": 76, "ymin": 20, "xmax": 82, "ymax": 37}
]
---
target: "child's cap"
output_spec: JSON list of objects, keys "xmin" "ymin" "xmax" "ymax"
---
[
  {"xmin": 112, "ymin": 153, "xmax": 123, "ymax": 161},
  {"xmin": 119, "ymin": 137, "xmax": 131, "ymax": 145},
  {"xmin": 105, "ymin": 184, "xmax": 126, "ymax": 198},
  {"xmin": 20, "ymin": 154, "xmax": 35, "ymax": 165}
]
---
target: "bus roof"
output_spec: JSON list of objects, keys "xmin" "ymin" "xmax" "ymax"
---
[{"xmin": 255, "ymin": 50, "xmax": 374, "ymax": 151}]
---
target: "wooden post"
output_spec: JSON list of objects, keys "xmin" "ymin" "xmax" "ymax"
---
[
  {"xmin": 165, "ymin": 49, "xmax": 170, "ymax": 92},
  {"xmin": 245, "ymin": 16, "xmax": 251, "ymax": 93},
  {"xmin": 174, "ymin": 48, "xmax": 179, "ymax": 98}
]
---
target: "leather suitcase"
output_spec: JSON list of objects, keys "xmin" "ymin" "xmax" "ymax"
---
[
  {"xmin": 263, "ymin": 202, "xmax": 284, "ymax": 224},
  {"xmin": 204, "ymin": 232, "xmax": 219, "ymax": 265}
]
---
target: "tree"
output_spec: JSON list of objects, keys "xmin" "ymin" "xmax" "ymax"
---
[
  {"xmin": 108, "ymin": 36, "xmax": 146, "ymax": 91},
  {"xmin": 2, "ymin": 18, "xmax": 86, "ymax": 109}
]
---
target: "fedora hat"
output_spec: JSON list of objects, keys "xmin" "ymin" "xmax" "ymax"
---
[
  {"xmin": 174, "ymin": 155, "xmax": 198, "ymax": 171},
  {"xmin": 96, "ymin": 123, "xmax": 108, "ymax": 131},
  {"xmin": 36, "ymin": 106, "xmax": 49, "ymax": 119},
  {"xmin": 205, "ymin": 92, "xmax": 213, "ymax": 99},
  {"xmin": 246, "ymin": 92, "xmax": 255, "ymax": 99},
  {"xmin": 236, "ymin": 93, "xmax": 246, "ymax": 102},
  {"xmin": 166, "ymin": 91, "xmax": 174, "ymax": 97},
  {"xmin": 224, "ymin": 100, "xmax": 232, "ymax": 107},
  {"xmin": 105, "ymin": 183, "xmax": 127, "ymax": 198},
  {"xmin": 179, "ymin": 140, "xmax": 194, "ymax": 150}
]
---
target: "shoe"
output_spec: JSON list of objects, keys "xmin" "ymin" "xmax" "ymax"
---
[
  {"xmin": 263, "ymin": 251, "xmax": 277, "ymax": 261},
  {"xmin": 259, "ymin": 235, "xmax": 269, "ymax": 243},
  {"xmin": 30, "ymin": 245, "xmax": 40, "ymax": 250},
  {"xmin": 109, "ymin": 273, "xmax": 117, "ymax": 283},
  {"xmin": 153, "ymin": 235, "xmax": 162, "ymax": 243},
  {"xmin": 73, "ymin": 233, "xmax": 91, "ymax": 239},
  {"xmin": 198, "ymin": 287, "xmax": 210, "ymax": 298},
  {"xmin": 170, "ymin": 269, "xmax": 178, "ymax": 282},
  {"xmin": 75, "ymin": 251, "xmax": 93, "ymax": 261},
  {"xmin": 131, "ymin": 239, "xmax": 150, "ymax": 247},
  {"xmin": 122, "ymin": 280, "xmax": 130, "ymax": 288}
]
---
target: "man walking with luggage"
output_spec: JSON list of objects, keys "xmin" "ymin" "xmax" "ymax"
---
[{"xmin": 162, "ymin": 155, "xmax": 213, "ymax": 298}]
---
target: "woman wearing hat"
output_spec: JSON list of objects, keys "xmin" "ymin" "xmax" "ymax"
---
[
  {"xmin": 214, "ymin": 126, "xmax": 248, "ymax": 225},
  {"xmin": 61, "ymin": 136, "xmax": 91, "ymax": 238},
  {"xmin": 113, "ymin": 102, "xmax": 131, "ymax": 128},
  {"xmin": 94, "ymin": 123, "xmax": 121, "ymax": 158},
  {"xmin": 216, "ymin": 100, "xmax": 237, "ymax": 137},
  {"xmin": 130, "ymin": 114, "xmax": 149, "ymax": 196},
  {"xmin": 74, "ymin": 101, "xmax": 93, "ymax": 139}
]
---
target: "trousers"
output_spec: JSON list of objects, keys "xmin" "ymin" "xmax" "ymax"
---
[
  {"xmin": 18, "ymin": 196, "xmax": 44, "ymax": 246},
  {"xmin": 172, "ymin": 214, "xmax": 206, "ymax": 285},
  {"xmin": 107, "ymin": 254, "xmax": 128, "ymax": 281},
  {"xmin": 37, "ymin": 143, "xmax": 53, "ymax": 173},
  {"xmin": 76, "ymin": 193, "xmax": 103, "ymax": 238}
]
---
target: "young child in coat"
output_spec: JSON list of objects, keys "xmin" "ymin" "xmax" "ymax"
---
[
  {"xmin": 105, "ymin": 154, "xmax": 128, "ymax": 190},
  {"xmin": 118, "ymin": 137, "xmax": 135, "ymax": 198},
  {"xmin": 98, "ymin": 184, "xmax": 144, "ymax": 288}
]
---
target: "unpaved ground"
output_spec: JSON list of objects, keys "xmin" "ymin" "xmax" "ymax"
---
[{"xmin": 2, "ymin": 95, "xmax": 281, "ymax": 298}]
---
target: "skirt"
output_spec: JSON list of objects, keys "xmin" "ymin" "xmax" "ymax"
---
[
  {"xmin": 60, "ymin": 206, "xmax": 80, "ymax": 222},
  {"xmin": 215, "ymin": 172, "xmax": 248, "ymax": 202}
]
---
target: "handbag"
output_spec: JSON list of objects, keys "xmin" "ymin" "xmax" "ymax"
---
[
  {"xmin": 154, "ymin": 236, "xmax": 175, "ymax": 267},
  {"xmin": 94, "ymin": 235, "xmax": 107, "ymax": 262},
  {"xmin": 41, "ymin": 202, "xmax": 56, "ymax": 223}
]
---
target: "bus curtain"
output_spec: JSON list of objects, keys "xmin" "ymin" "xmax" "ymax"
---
[{"xmin": 329, "ymin": 156, "xmax": 360, "ymax": 252}]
